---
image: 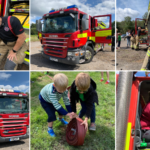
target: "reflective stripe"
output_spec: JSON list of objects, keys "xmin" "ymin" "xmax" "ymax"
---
[
  {"xmin": 89, "ymin": 37, "xmax": 95, "ymax": 42},
  {"xmin": 9, "ymin": 9, "xmax": 15, "ymax": 12},
  {"xmin": 95, "ymin": 30, "xmax": 111, "ymax": 37},
  {"xmin": 147, "ymin": 50, "xmax": 150, "ymax": 57},
  {"xmin": 77, "ymin": 33, "xmax": 87, "ymax": 38},
  {"xmin": 125, "ymin": 122, "xmax": 132, "ymax": 150},
  {"xmin": 23, "ymin": 25, "xmax": 29, "ymax": 29},
  {"xmin": 24, "ymin": 58, "xmax": 29, "ymax": 62},
  {"xmin": 39, "ymin": 33, "xmax": 42, "ymax": 38},
  {"xmin": 25, "ymin": 38, "xmax": 30, "ymax": 43},
  {"xmin": 24, "ymin": 51, "xmax": 29, "ymax": 55}
]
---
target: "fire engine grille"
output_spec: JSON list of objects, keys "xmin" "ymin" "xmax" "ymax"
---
[
  {"xmin": 46, "ymin": 42, "xmax": 63, "ymax": 45},
  {"xmin": 43, "ymin": 37, "xmax": 68, "ymax": 58}
]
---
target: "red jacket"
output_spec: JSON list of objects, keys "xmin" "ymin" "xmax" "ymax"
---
[{"xmin": 140, "ymin": 102, "xmax": 150, "ymax": 130}]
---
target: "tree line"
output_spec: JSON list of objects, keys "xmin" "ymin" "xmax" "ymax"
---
[{"xmin": 117, "ymin": 12, "xmax": 148, "ymax": 34}]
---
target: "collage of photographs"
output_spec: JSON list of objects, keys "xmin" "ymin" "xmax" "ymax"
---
[{"xmin": 0, "ymin": 0, "xmax": 150, "ymax": 150}]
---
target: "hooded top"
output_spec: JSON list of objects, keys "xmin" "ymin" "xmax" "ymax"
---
[
  {"xmin": 70, "ymin": 78, "xmax": 98, "ymax": 118},
  {"xmin": 140, "ymin": 102, "xmax": 150, "ymax": 130}
]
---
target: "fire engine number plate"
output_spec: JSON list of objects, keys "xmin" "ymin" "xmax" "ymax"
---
[
  {"xmin": 9, "ymin": 137, "xmax": 19, "ymax": 141},
  {"xmin": 50, "ymin": 57, "xmax": 58, "ymax": 62}
]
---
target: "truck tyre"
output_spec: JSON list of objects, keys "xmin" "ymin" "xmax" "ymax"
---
[{"xmin": 84, "ymin": 46, "xmax": 94, "ymax": 63}]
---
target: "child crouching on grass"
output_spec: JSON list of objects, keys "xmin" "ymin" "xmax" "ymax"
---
[
  {"xmin": 39, "ymin": 73, "xmax": 74, "ymax": 137},
  {"xmin": 70, "ymin": 73, "xmax": 99, "ymax": 131}
]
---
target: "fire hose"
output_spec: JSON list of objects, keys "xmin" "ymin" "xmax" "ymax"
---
[{"xmin": 66, "ymin": 118, "xmax": 87, "ymax": 146}]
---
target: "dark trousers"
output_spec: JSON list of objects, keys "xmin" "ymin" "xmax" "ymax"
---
[
  {"xmin": 39, "ymin": 94, "xmax": 61, "ymax": 122},
  {"xmin": 118, "ymin": 41, "xmax": 121, "ymax": 47},
  {"xmin": 79, "ymin": 100, "xmax": 96, "ymax": 123}
]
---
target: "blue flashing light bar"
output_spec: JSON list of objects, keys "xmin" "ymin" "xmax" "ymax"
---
[
  {"xmin": 67, "ymin": 5, "xmax": 78, "ymax": 9},
  {"xmin": 49, "ymin": 5, "xmax": 78, "ymax": 14},
  {"xmin": 49, "ymin": 10, "xmax": 55, "ymax": 13},
  {"xmin": 14, "ymin": 90, "xmax": 21, "ymax": 93}
]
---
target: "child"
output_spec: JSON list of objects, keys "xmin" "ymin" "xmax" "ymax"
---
[
  {"xmin": 39, "ymin": 73, "xmax": 74, "ymax": 137},
  {"xmin": 70, "ymin": 73, "xmax": 98, "ymax": 131},
  {"xmin": 117, "ymin": 33, "xmax": 121, "ymax": 49}
]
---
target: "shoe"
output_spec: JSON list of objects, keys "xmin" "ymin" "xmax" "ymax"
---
[
  {"xmin": 105, "ymin": 81, "xmax": 109, "ymax": 84},
  {"xmin": 100, "ymin": 79, "xmax": 104, "ymax": 82},
  {"xmin": 59, "ymin": 118, "xmax": 68, "ymax": 125},
  {"xmin": 89, "ymin": 123, "xmax": 96, "ymax": 131},
  {"xmin": 47, "ymin": 128, "xmax": 56, "ymax": 137}
]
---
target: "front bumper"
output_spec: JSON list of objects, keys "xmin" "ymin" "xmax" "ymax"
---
[
  {"xmin": 0, "ymin": 134, "xmax": 29, "ymax": 143},
  {"xmin": 42, "ymin": 48, "xmax": 85, "ymax": 65}
]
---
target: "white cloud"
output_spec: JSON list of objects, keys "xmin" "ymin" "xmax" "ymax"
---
[
  {"xmin": 0, "ymin": 85, "xmax": 29, "ymax": 92},
  {"xmin": 0, "ymin": 73, "xmax": 11, "ymax": 80},
  {"xmin": 117, "ymin": 8, "xmax": 140, "ymax": 22},
  {"xmin": 31, "ymin": 0, "xmax": 115, "ymax": 23}
]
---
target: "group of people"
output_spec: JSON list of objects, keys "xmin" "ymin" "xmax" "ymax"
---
[{"xmin": 116, "ymin": 27, "xmax": 146, "ymax": 50}]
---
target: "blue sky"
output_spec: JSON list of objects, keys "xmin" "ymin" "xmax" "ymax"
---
[
  {"xmin": 0, "ymin": 72, "xmax": 29, "ymax": 93},
  {"xmin": 31, "ymin": 0, "xmax": 115, "ymax": 23},
  {"xmin": 117, "ymin": 0, "xmax": 149, "ymax": 21}
]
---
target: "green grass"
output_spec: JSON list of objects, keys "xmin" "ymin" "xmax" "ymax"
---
[
  {"xmin": 31, "ymin": 72, "xmax": 115, "ymax": 150},
  {"xmin": 31, "ymin": 35, "xmax": 39, "ymax": 42}
]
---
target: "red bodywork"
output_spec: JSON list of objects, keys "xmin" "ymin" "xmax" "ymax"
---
[
  {"xmin": 38, "ymin": 7, "xmax": 112, "ymax": 60},
  {"xmin": 117, "ymin": 74, "xmax": 150, "ymax": 150},
  {"xmin": 0, "ymin": 0, "xmax": 7, "ymax": 16},
  {"xmin": 0, "ymin": 91, "xmax": 29, "ymax": 141},
  {"xmin": 127, "ymin": 77, "xmax": 150, "ymax": 150}
]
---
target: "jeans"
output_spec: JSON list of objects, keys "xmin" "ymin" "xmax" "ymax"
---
[
  {"xmin": 127, "ymin": 37, "xmax": 130, "ymax": 47},
  {"xmin": 118, "ymin": 41, "xmax": 121, "ymax": 47},
  {"xmin": 79, "ymin": 100, "xmax": 96, "ymax": 123},
  {"xmin": 39, "ymin": 94, "xmax": 61, "ymax": 122}
]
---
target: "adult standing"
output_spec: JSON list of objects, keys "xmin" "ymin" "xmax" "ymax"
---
[
  {"xmin": 135, "ymin": 27, "xmax": 145, "ymax": 50},
  {"xmin": 130, "ymin": 29, "xmax": 135, "ymax": 49},
  {"xmin": 126, "ymin": 30, "xmax": 131, "ymax": 48}
]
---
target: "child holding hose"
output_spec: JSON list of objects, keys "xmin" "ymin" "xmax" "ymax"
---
[
  {"xmin": 70, "ymin": 73, "xmax": 99, "ymax": 131},
  {"xmin": 39, "ymin": 73, "xmax": 74, "ymax": 137}
]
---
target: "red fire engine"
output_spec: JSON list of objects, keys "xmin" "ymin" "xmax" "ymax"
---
[
  {"xmin": 116, "ymin": 72, "xmax": 150, "ymax": 150},
  {"xmin": 36, "ymin": 5, "xmax": 112, "ymax": 65},
  {"xmin": 0, "ymin": 89, "xmax": 29, "ymax": 142}
]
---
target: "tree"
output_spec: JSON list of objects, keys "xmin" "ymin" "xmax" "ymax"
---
[{"xmin": 143, "ymin": 12, "xmax": 148, "ymax": 19}]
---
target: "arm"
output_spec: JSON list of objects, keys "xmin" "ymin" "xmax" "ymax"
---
[
  {"xmin": 7, "ymin": 16, "xmax": 26, "ymax": 61},
  {"xmin": 7, "ymin": 33, "xmax": 26, "ymax": 61},
  {"xmin": 62, "ymin": 90, "xmax": 72, "ymax": 113}
]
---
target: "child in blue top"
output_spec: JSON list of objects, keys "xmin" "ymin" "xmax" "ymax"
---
[{"xmin": 39, "ymin": 73, "xmax": 74, "ymax": 137}]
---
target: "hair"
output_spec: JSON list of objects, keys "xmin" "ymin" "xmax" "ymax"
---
[
  {"xmin": 75, "ymin": 73, "xmax": 90, "ymax": 91},
  {"xmin": 53, "ymin": 73, "xmax": 68, "ymax": 91}
]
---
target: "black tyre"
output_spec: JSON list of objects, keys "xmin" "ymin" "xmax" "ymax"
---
[{"xmin": 83, "ymin": 46, "xmax": 94, "ymax": 63}]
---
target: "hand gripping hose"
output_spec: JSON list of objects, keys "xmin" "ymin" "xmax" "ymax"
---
[{"xmin": 66, "ymin": 118, "xmax": 86, "ymax": 146}]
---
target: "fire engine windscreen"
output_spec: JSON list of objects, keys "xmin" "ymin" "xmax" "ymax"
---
[
  {"xmin": 0, "ymin": 97, "xmax": 28, "ymax": 113},
  {"xmin": 42, "ymin": 14, "xmax": 77, "ymax": 33}
]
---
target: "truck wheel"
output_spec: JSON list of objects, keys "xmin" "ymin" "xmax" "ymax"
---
[{"xmin": 84, "ymin": 46, "xmax": 94, "ymax": 63}]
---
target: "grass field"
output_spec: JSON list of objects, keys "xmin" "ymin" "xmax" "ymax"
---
[
  {"xmin": 31, "ymin": 71, "xmax": 115, "ymax": 150},
  {"xmin": 31, "ymin": 35, "xmax": 39, "ymax": 42}
]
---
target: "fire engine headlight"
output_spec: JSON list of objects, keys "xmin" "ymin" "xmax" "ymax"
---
[
  {"xmin": 67, "ymin": 52, "xmax": 79, "ymax": 57},
  {"xmin": 27, "ymin": 127, "xmax": 29, "ymax": 135},
  {"xmin": 67, "ymin": 52, "xmax": 73, "ymax": 56}
]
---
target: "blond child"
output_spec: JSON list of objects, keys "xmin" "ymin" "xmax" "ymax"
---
[
  {"xmin": 70, "ymin": 73, "xmax": 98, "ymax": 131},
  {"xmin": 39, "ymin": 73, "xmax": 74, "ymax": 137}
]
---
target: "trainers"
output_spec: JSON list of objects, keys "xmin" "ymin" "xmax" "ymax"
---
[
  {"xmin": 59, "ymin": 118, "xmax": 68, "ymax": 125},
  {"xmin": 89, "ymin": 123, "xmax": 96, "ymax": 131},
  {"xmin": 100, "ymin": 79, "xmax": 104, "ymax": 82},
  {"xmin": 47, "ymin": 128, "xmax": 56, "ymax": 137},
  {"xmin": 105, "ymin": 81, "xmax": 109, "ymax": 84}
]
